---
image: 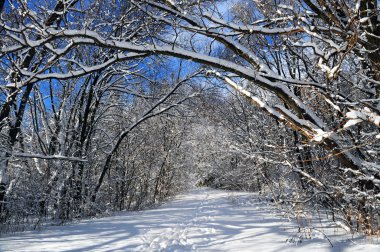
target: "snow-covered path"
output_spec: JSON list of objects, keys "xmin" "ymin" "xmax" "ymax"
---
[{"xmin": 0, "ymin": 188, "xmax": 379, "ymax": 252}]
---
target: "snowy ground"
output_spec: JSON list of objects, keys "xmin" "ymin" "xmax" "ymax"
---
[{"xmin": 0, "ymin": 188, "xmax": 380, "ymax": 252}]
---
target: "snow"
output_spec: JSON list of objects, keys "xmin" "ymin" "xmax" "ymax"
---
[
  {"xmin": 1, "ymin": 188, "xmax": 380, "ymax": 252},
  {"xmin": 343, "ymin": 119, "xmax": 362, "ymax": 128},
  {"xmin": 202, "ymin": 11, "xmax": 301, "ymax": 36},
  {"xmin": 10, "ymin": 152, "xmax": 87, "ymax": 162},
  {"xmin": 346, "ymin": 108, "xmax": 380, "ymax": 127}
]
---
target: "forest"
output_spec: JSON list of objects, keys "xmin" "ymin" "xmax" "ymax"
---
[{"xmin": 0, "ymin": 0, "xmax": 380, "ymax": 237}]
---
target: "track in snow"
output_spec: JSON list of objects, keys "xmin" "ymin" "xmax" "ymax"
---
[{"xmin": 0, "ymin": 188, "xmax": 379, "ymax": 251}]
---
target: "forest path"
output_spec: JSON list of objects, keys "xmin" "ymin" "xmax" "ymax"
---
[{"xmin": 0, "ymin": 188, "xmax": 379, "ymax": 251}]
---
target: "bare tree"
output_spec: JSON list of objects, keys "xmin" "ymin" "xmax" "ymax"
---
[{"xmin": 1, "ymin": 0, "xmax": 380, "ymax": 233}]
